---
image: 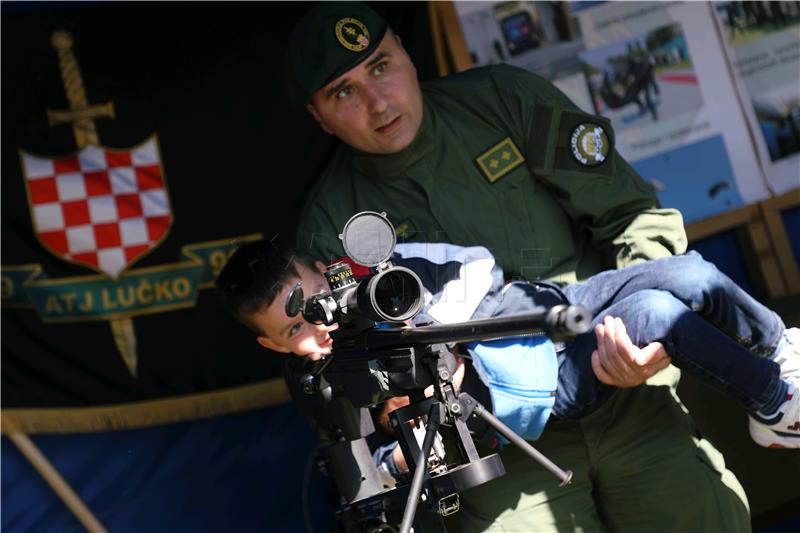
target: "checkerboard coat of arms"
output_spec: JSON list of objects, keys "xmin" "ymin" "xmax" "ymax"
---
[
  {"xmin": 20, "ymin": 138, "xmax": 172, "ymax": 279},
  {"xmin": 3, "ymin": 30, "xmax": 261, "ymax": 379}
]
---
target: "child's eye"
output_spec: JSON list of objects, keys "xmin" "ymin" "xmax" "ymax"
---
[
  {"xmin": 336, "ymin": 86, "xmax": 354, "ymax": 99},
  {"xmin": 288, "ymin": 322, "xmax": 303, "ymax": 337}
]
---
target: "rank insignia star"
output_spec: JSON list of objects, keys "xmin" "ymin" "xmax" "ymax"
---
[{"xmin": 475, "ymin": 137, "xmax": 525, "ymax": 183}]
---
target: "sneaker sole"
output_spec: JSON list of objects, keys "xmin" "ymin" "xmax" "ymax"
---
[{"xmin": 749, "ymin": 416, "xmax": 800, "ymax": 448}]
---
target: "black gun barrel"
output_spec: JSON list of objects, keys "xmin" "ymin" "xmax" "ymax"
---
[{"xmin": 348, "ymin": 304, "xmax": 591, "ymax": 351}]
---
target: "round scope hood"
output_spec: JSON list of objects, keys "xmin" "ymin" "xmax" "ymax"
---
[{"xmin": 339, "ymin": 211, "xmax": 396, "ymax": 267}]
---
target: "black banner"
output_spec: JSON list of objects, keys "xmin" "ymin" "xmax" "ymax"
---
[{"xmin": 1, "ymin": 1, "xmax": 437, "ymax": 409}]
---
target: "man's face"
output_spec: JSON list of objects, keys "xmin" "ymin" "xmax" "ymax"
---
[
  {"xmin": 253, "ymin": 261, "xmax": 338, "ymax": 360},
  {"xmin": 307, "ymin": 32, "xmax": 423, "ymax": 155}
]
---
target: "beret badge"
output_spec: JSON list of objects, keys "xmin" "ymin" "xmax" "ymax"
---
[{"xmin": 335, "ymin": 17, "xmax": 370, "ymax": 52}]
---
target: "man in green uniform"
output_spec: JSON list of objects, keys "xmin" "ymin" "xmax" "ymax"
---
[{"xmin": 287, "ymin": 2, "xmax": 751, "ymax": 531}]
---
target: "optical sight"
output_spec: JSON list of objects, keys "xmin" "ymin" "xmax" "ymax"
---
[
  {"xmin": 284, "ymin": 211, "xmax": 588, "ymax": 533},
  {"xmin": 285, "ymin": 211, "xmax": 425, "ymax": 333}
]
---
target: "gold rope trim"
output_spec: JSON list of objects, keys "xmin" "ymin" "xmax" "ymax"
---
[{"xmin": 1, "ymin": 378, "xmax": 291, "ymax": 434}]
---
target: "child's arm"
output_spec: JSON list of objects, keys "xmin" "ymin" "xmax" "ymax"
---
[{"xmin": 591, "ymin": 316, "xmax": 672, "ymax": 387}]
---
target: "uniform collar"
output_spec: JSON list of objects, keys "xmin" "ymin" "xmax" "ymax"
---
[{"xmin": 352, "ymin": 96, "xmax": 435, "ymax": 179}]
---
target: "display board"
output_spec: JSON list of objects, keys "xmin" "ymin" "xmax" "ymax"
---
[
  {"xmin": 455, "ymin": 1, "xmax": 779, "ymax": 224},
  {"xmin": 711, "ymin": 1, "xmax": 800, "ymax": 195}
]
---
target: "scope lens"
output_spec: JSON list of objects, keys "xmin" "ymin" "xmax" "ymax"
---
[{"xmin": 368, "ymin": 267, "xmax": 423, "ymax": 322}]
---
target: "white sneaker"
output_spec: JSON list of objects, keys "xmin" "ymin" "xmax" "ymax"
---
[
  {"xmin": 749, "ymin": 384, "xmax": 800, "ymax": 448},
  {"xmin": 749, "ymin": 328, "xmax": 800, "ymax": 448},
  {"xmin": 773, "ymin": 327, "xmax": 800, "ymax": 380}
]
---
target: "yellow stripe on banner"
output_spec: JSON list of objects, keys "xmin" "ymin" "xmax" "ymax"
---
[{"xmin": 1, "ymin": 378, "xmax": 291, "ymax": 434}]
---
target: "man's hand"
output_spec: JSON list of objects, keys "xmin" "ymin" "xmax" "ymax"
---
[{"xmin": 591, "ymin": 316, "xmax": 671, "ymax": 387}]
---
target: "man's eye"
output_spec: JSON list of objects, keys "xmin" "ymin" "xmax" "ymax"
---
[
  {"xmin": 373, "ymin": 63, "xmax": 387, "ymax": 75},
  {"xmin": 336, "ymin": 86, "xmax": 353, "ymax": 99}
]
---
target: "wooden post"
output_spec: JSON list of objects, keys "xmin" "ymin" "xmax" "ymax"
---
[
  {"xmin": 738, "ymin": 214, "xmax": 788, "ymax": 298},
  {"xmin": 6, "ymin": 422, "xmax": 107, "ymax": 532},
  {"xmin": 427, "ymin": 1, "xmax": 474, "ymax": 76},
  {"xmin": 760, "ymin": 188, "xmax": 800, "ymax": 294},
  {"xmin": 686, "ymin": 191, "xmax": 800, "ymax": 300},
  {"xmin": 427, "ymin": 2, "xmax": 449, "ymax": 77}
]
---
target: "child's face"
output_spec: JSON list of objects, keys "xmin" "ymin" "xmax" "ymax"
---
[{"xmin": 253, "ymin": 260, "xmax": 339, "ymax": 360}]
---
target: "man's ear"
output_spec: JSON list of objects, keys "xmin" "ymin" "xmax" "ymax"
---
[
  {"xmin": 314, "ymin": 260, "xmax": 328, "ymax": 274},
  {"xmin": 257, "ymin": 335, "xmax": 290, "ymax": 354},
  {"xmin": 306, "ymin": 103, "xmax": 333, "ymax": 135}
]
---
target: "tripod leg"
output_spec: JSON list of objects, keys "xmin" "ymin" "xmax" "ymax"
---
[
  {"xmin": 399, "ymin": 403, "xmax": 443, "ymax": 533},
  {"xmin": 469, "ymin": 398, "xmax": 573, "ymax": 486}
]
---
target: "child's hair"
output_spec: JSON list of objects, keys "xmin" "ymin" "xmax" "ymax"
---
[{"xmin": 215, "ymin": 238, "xmax": 319, "ymax": 335}]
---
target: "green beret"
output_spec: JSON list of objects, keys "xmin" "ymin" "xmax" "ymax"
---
[{"xmin": 285, "ymin": 1, "xmax": 387, "ymax": 106}]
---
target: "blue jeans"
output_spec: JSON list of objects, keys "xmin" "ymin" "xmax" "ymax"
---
[{"xmin": 495, "ymin": 251, "xmax": 785, "ymax": 420}]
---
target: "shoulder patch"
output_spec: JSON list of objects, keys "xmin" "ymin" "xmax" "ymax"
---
[
  {"xmin": 570, "ymin": 123, "xmax": 609, "ymax": 167},
  {"xmin": 475, "ymin": 137, "xmax": 525, "ymax": 184}
]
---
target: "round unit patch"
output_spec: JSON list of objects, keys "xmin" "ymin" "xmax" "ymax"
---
[
  {"xmin": 570, "ymin": 123, "xmax": 609, "ymax": 166},
  {"xmin": 335, "ymin": 18, "xmax": 370, "ymax": 52}
]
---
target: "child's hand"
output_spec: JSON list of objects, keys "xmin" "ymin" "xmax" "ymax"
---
[{"xmin": 591, "ymin": 316, "xmax": 672, "ymax": 387}]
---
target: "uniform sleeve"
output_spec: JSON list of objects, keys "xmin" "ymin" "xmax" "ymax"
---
[
  {"xmin": 295, "ymin": 204, "xmax": 347, "ymax": 265},
  {"xmin": 498, "ymin": 66, "xmax": 688, "ymax": 267},
  {"xmin": 607, "ymin": 158, "xmax": 687, "ymax": 266}
]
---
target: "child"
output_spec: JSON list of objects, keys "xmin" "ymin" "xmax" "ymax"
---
[{"xmin": 216, "ymin": 238, "xmax": 799, "ymax": 452}]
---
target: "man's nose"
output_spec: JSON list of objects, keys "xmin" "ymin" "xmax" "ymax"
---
[{"xmin": 364, "ymin": 83, "xmax": 388, "ymax": 115}]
